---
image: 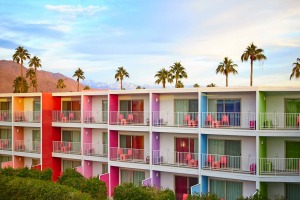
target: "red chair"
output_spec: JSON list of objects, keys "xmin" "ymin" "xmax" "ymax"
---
[
  {"xmin": 207, "ymin": 154, "xmax": 214, "ymax": 167},
  {"xmin": 205, "ymin": 114, "xmax": 212, "ymax": 125},
  {"xmin": 221, "ymin": 115, "xmax": 229, "ymax": 126},
  {"xmin": 119, "ymin": 114, "xmax": 126, "ymax": 125},
  {"xmin": 124, "ymin": 149, "xmax": 133, "ymax": 160},
  {"xmin": 60, "ymin": 113, "xmax": 67, "ymax": 122},
  {"xmin": 220, "ymin": 156, "xmax": 227, "ymax": 168},
  {"xmin": 296, "ymin": 116, "xmax": 300, "ymax": 127},
  {"xmin": 69, "ymin": 112, "xmax": 74, "ymax": 121},
  {"xmin": 183, "ymin": 114, "xmax": 191, "ymax": 125},
  {"xmin": 185, "ymin": 153, "xmax": 192, "ymax": 164},
  {"xmin": 127, "ymin": 114, "xmax": 133, "ymax": 123}
]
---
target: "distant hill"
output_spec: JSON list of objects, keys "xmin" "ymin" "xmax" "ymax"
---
[{"xmin": 0, "ymin": 60, "xmax": 92, "ymax": 93}]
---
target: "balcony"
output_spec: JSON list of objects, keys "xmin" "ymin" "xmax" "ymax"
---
[
  {"xmin": 201, "ymin": 112, "xmax": 256, "ymax": 129},
  {"xmin": 52, "ymin": 111, "xmax": 81, "ymax": 123},
  {"xmin": 152, "ymin": 150, "xmax": 198, "ymax": 169},
  {"xmin": 259, "ymin": 113, "xmax": 300, "ymax": 130},
  {"xmin": 0, "ymin": 139, "xmax": 12, "ymax": 151},
  {"xmin": 0, "ymin": 110, "xmax": 12, "ymax": 122},
  {"xmin": 110, "ymin": 147, "xmax": 150, "ymax": 164},
  {"xmin": 201, "ymin": 153, "xmax": 256, "ymax": 174},
  {"xmin": 152, "ymin": 112, "xmax": 198, "ymax": 128},
  {"xmin": 260, "ymin": 158, "xmax": 300, "ymax": 176},
  {"xmin": 14, "ymin": 111, "xmax": 40, "ymax": 123},
  {"xmin": 110, "ymin": 111, "xmax": 149, "ymax": 126},
  {"xmin": 14, "ymin": 140, "xmax": 40, "ymax": 154},
  {"xmin": 53, "ymin": 141, "xmax": 81, "ymax": 155},
  {"xmin": 83, "ymin": 143, "xmax": 108, "ymax": 157},
  {"xmin": 83, "ymin": 111, "xmax": 108, "ymax": 124}
]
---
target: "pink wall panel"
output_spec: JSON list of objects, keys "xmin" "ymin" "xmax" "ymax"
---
[
  {"xmin": 13, "ymin": 156, "xmax": 24, "ymax": 168},
  {"xmin": 100, "ymin": 173, "xmax": 109, "ymax": 196},
  {"xmin": 1, "ymin": 161, "xmax": 13, "ymax": 168},
  {"xmin": 83, "ymin": 160, "xmax": 93, "ymax": 178},
  {"xmin": 110, "ymin": 166, "xmax": 119, "ymax": 196}
]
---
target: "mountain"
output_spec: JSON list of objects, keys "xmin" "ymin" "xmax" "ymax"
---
[
  {"xmin": 81, "ymin": 80, "xmax": 157, "ymax": 90},
  {"xmin": 0, "ymin": 60, "xmax": 90, "ymax": 93}
]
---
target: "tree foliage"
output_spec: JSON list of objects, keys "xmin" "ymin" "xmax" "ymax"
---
[
  {"xmin": 28, "ymin": 55, "xmax": 42, "ymax": 92},
  {"xmin": 187, "ymin": 192, "xmax": 219, "ymax": 200},
  {"xmin": 169, "ymin": 62, "xmax": 188, "ymax": 88},
  {"xmin": 216, "ymin": 57, "xmax": 238, "ymax": 87},
  {"xmin": 154, "ymin": 68, "xmax": 173, "ymax": 88},
  {"xmin": 73, "ymin": 67, "xmax": 85, "ymax": 92},
  {"xmin": 13, "ymin": 76, "xmax": 29, "ymax": 93},
  {"xmin": 115, "ymin": 66, "xmax": 129, "ymax": 90},
  {"xmin": 289, "ymin": 58, "xmax": 300, "ymax": 80},
  {"xmin": 56, "ymin": 78, "xmax": 66, "ymax": 92}
]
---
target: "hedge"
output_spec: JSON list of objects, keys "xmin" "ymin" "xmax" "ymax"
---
[{"xmin": 0, "ymin": 166, "xmax": 52, "ymax": 181}]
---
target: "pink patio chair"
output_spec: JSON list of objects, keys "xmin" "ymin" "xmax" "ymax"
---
[{"xmin": 221, "ymin": 114, "xmax": 229, "ymax": 126}]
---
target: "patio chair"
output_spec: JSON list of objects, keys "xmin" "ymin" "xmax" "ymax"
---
[
  {"xmin": 119, "ymin": 114, "xmax": 126, "ymax": 125},
  {"xmin": 221, "ymin": 115, "xmax": 229, "ymax": 126},
  {"xmin": 205, "ymin": 114, "xmax": 213, "ymax": 126},
  {"xmin": 127, "ymin": 114, "xmax": 133, "ymax": 124},
  {"xmin": 220, "ymin": 156, "xmax": 227, "ymax": 168},
  {"xmin": 69, "ymin": 112, "xmax": 74, "ymax": 121}
]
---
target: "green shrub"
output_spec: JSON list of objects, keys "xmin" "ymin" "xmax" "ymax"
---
[
  {"xmin": 83, "ymin": 177, "xmax": 107, "ymax": 200},
  {"xmin": 237, "ymin": 190, "xmax": 269, "ymax": 200},
  {"xmin": 0, "ymin": 175, "xmax": 92, "ymax": 200},
  {"xmin": 0, "ymin": 167, "xmax": 52, "ymax": 181},
  {"xmin": 187, "ymin": 192, "xmax": 219, "ymax": 200},
  {"xmin": 114, "ymin": 183, "xmax": 175, "ymax": 200}
]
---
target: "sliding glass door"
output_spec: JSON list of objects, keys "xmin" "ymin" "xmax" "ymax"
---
[
  {"xmin": 174, "ymin": 99, "xmax": 198, "ymax": 125},
  {"xmin": 285, "ymin": 99, "xmax": 300, "ymax": 127},
  {"xmin": 120, "ymin": 100, "xmax": 144, "ymax": 123},
  {"xmin": 217, "ymin": 99, "xmax": 241, "ymax": 126},
  {"xmin": 210, "ymin": 179, "xmax": 242, "ymax": 200},
  {"xmin": 120, "ymin": 169, "xmax": 145, "ymax": 186}
]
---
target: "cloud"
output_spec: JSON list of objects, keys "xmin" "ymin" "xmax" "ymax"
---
[{"xmin": 45, "ymin": 5, "xmax": 107, "ymax": 15}]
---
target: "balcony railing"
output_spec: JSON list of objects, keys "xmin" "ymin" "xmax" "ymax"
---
[
  {"xmin": 0, "ymin": 139, "xmax": 12, "ymax": 151},
  {"xmin": 83, "ymin": 143, "xmax": 108, "ymax": 157},
  {"xmin": 152, "ymin": 112, "xmax": 199, "ymax": 127},
  {"xmin": 110, "ymin": 147, "xmax": 150, "ymax": 164},
  {"xmin": 14, "ymin": 111, "xmax": 41, "ymax": 123},
  {"xmin": 110, "ymin": 111, "xmax": 149, "ymax": 126},
  {"xmin": 201, "ymin": 154, "xmax": 256, "ymax": 174},
  {"xmin": 53, "ymin": 141, "xmax": 81, "ymax": 155},
  {"xmin": 0, "ymin": 110, "xmax": 12, "ymax": 122},
  {"xmin": 14, "ymin": 140, "xmax": 41, "ymax": 153},
  {"xmin": 260, "ymin": 158, "xmax": 300, "ymax": 175},
  {"xmin": 152, "ymin": 150, "xmax": 199, "ymax": 168},
  {"xmin": 83, "ymin": 111, "xmax": 108, "ymax": 124},
  {"xmin": 259, "ymin": 113, "xmax": 300, "ymax": 130},
  {"xmin": 202, "ymin": 112, "xmax": 256, "ymax": 129},
  {"xmin": 52, "ymin": 111, "xmax": 81, "ymax": 123}
]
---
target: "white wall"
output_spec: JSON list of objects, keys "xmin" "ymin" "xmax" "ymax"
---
[
  {"xmin": 160, "ymin": 172, "xmax": 174, "ymax": 190},
  {"xmin": 266, "ymin": 92, "xmax": 300, "ymax": 113},
  {"xmin": 243, "ymin": 181, "xmax": 256, "ymax": 197},
  {"xmin": 267, "ymin": 183, "xmax": 285, "ymax": 200},
  {"xmin": 24, "ymin": 127, "xmax": 40, "ymax": 142},
  {"xmin": 24, "ymin": 157, "xmax": 32, "ymax": 167},
  {"xmin": 92, "ymin": 129, "xmax": 105, "ymax": 144},
  {"xmin": 267, "ymin": 137, "xmax": 300, "ymax": 158}
]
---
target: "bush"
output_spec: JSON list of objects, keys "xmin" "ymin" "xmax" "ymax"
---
[
  {"xmin": 58, "ymin": 169, "xmax": 107, "ymax": 199},
  {"xmin": 114, "ymin": 183, "xmax": 175, "ymax": 200},
  {"xmin": 0, "ymin": 167, "xmax": 52, "ymax": 181},
  {"xmin": 237, "ymin": 190, "xmax": 269, "ymax": 200},
  {"xmin": 187, "ymin": 192, "xmax": 219, "ymax": 200},
  {"xmin": 0, "ymin": 175, "xmax": 92, "ymax": 200}
]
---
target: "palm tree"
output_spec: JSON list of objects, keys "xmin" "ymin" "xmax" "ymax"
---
[
  {"xmin": 176, "ymin": 80, "xmax": 184, "ymax": 88},
  {"xmin": 12, "ymin": 46, "xmax": 31, "ymax": 92},
  {"xmin": 207, "ymin": 83, "xmax": 216, "ymax": 87},
  {"xmin": 56, "ymin": 79, "xmax": 66, "ymax": 92},
  {"xmin": 73, "ymin": 68, "xmax": 85, "ymax": 92},
  {"xmin": 193, "ymin": 83, "xmax": 200, "ymax": 88},
  {"xmin": 216, "ymin": 57, "xmax": 238, "ymax": 87},
  {"xmin": 115, "ymin": 66, "xmax": 129, "ymax": 90},
  {"xmin": 290, "ymin": 58, "xmax": 300, "ymax": 80},
  {"xmin": 154, "ymin": 68, "xmax": 173, "ymax": 88},
  {"xmin": 241, "ymin": 43, "xmax": 267, "ymax": 86},
  {"xmin": 26, "ymin": 68, "xmax": 35, "ymax": 92},
  {"xmin": 169, "ymin": 62, "xmax": 188, "ymax": 88},
  {"xmin": 83, "ymin": 86, "xmax": 90, "ymax": 90},
  {"xmin": 13, "ymin": 76, "xmax": 29, "ymax": 93},
  {"xmin": 29, "ymin": 56, "xmax": 42, "ymax": 92}
]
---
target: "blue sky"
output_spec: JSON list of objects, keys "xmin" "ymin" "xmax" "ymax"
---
[{"xmin": 0, "ymin": 0, "xmax": 300, "ymax": 87}]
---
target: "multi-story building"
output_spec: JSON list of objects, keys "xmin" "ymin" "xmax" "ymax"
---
[{"xmin": 0, "ymin": 87, "xmax": 299, "ymax": 200}]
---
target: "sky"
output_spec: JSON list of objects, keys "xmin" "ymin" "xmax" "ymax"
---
[{"xmin": 0, "ymin": 0, "xmax": 300, "ymax": 87}]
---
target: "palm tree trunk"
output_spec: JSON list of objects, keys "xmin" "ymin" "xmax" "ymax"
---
[
  {"xmin": 20, "ymin": 61, "xmax": 24, "ymax": 93},
  {"xmin": 120, "ymin": 80, "xmax": 123, "ymax": 90},
  {"xmin": 35, "ymin": 67, "xmax": 37, "ymax": 92},
  {"xmin": 77, "ymin": 80, "xmax": 79, "ymax": 92},
  {"xmin": 226, "ymin": 74, "xmax": 228, "ymax": 87},
  {"xmin": 250, "ymin": 59, "xmax": 253, "ymax": 86}
]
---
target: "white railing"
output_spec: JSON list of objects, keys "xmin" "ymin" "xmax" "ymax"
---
[
  {"xmin": 110, "ymin": 111, "xmax": 150, "ymax": 126},
  {"xmin": 83, "ymin": 111, "xmax": 108, "ymax": 124},
  {"xmin": 83, "ymin": 143, "xmax": 108, "ymax": 157},
  {"xmin": 52, "ymin": 111, "xmax": 81, "ymax": 123},
  {"xmin": 14, "ymin": 111, "xmax": 41, "ymax": 123},
  {"xmin": 202, "ymin": 112, "xmax": 256, "ymax": 129},
  {"xmin": 152, "ymin": 112, "xmax": 199, "ymax": 127},
  {"xmin": 110, "ymin": 147, "xmax": 150, "ymax": 164},
  {"xmin": 260, "ymin": 158, "xmax": 300, "ymax": 175},
  {"xmin": 0, "ymin": 110, "xmax": 12, "ymax": 122},
  {"xmin": 152, "ymin": 150, "xmax": 199, "ymax": 168},
  {"xmin": 259, "ymin": 113, "xmax": 300, "ymax": 130},
  {"xmin": 14, "ymin": 140, "xmax": 41, "ymax": 153},
  {"xmin": 0, "ymin": 139, "xmax": 12, "ymax": 151},
  {"xmin": 201, "ymin": 153, "xmax": 256, "ymax": 174},
  {"xmin": 52, "ymin": 141, "xmax": 81, "ymax": 155}
]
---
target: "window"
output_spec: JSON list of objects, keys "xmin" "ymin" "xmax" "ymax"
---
[
  {"xmin": 102, "ymin": 163, "xmax": 108, "ymax": 174},
  {"xmin": 175, "ymin": 138, "xmax": 198, "ymax": 163},
  {"xmin": 120, "ymin": 135, "xmax": 144, "ymax": 159},
  {"xmin": 0, "ymin": 156, "xmax": 12, "ymax": 169},
  {"xmin": 62, "ymin": 130, "xmax": 81, "ymax": 142},
  {"xmin": 120, "ymin": 100, "xmax": 144, "ymax": 123},
  {"xmin": 120, "ymin": 169, "xmax": 145, "ymax": 186},
  {"xmin": 286, "ymin": 183, "xmax": 300, "ymax": 200},
  {"xmin": 0, "ymin": 128, "xmax": 12, "ymax": 139},
  {"xmin": 285, "ymin": 99, "xmax": 300, "ymax": 127},
  {"xmin": 62, "ymin": 160, "xmax": 81, "ymax": 172},
  {"xmin": 210, "ymin": 179, "xmax": 242, "ymax": 200},
  {"xmin": 103, "ymin": 132, "xmax": 108, "ymax": 154},
  {"xmin": 102, "ymin": 100, "xmax": 108, "ymax": 122},
  {"xmin": 208, "ymin": 139, "xmax": 241, "ymax": 168},
  {"xmin": 174, "ymin": 99, "xmax": 198, "ymax": 125},
  {"xmin": 32, "ymin": 130, "xmax": 40, "ymax": 151}
]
